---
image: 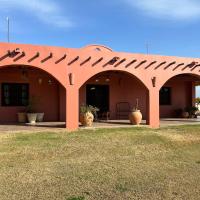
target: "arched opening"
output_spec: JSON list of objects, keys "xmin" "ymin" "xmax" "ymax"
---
[
  {"xmin": 159, "ymin": 73, "xmax": 200, "ymax": 124},
  {"xmin": 0, "ymin": 65, "xmax": 66, "ymax": 125},
  {"xmin": 79, "ymin": 70, "xmax": 149, "ymax": 126}
]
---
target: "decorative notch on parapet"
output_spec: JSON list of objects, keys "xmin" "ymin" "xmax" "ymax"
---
[
  {"xmin": 55, "ymin": 54, "xmax": 67, "ymax": 64},
  {"xmin": 0, "ymin": 48, "xmax": 22, "ymax": 62},
  {"xmin": 68, "ymin": 56, "xmax": 79, "ymax": 66},
  {"xmin": 80, "ymin": 56, "xmax": 91, "ymax": 66},
  {"xmin": 114, "ymin": 58, "xmax": 126, "ymax": 67},
  {"xmin": 8, "ymin": 48, "xmax": 22, "ymax": 57},
  {"xmin": 92, "ymin": 57, "xmax": 103, "ymax": 67},
  {"xmin": 191, "ymin": 64, "xmax": 200, "ymax": 71},
  {"xmin": 82, "ymin": 44, "xmax": 113, "ymax": 52},
  {"xmin": 0, "ymin": 52, "xmax": 10, "ymax": 61},
  {"xmin": 181, "ymin": 61, "xmax": 197, "ymax": 71},
  {"xmin": 163, "ymin": 61, "xmax": 176, "ymax": 70},
  {"xmin": 103, "ymin": 57, "xmax": 120, "ymax": 67},
  {"xmin": 0, "ymin": 48, "xmax": 21, "ymax": 61},
  {"xmin": 135, "ymin": 60, "xmax": 147, "ymax": 69},
  {"xmin": 41, "ymin": 53, "xmax": 53, "ymax": 63},
  {"xmin": 13, "ymin": 51, "xmax": 25, "ymax": 62},
  {"xmin": 68, "ymin": 73, "xmax": 74, "ymax": 85},
  {"xmin": 28, "ymin": 52, "xmax": 40, "ymax": 63},
  {"xmin": 0, "ymin": 48, "xmax": 23, "ymax": 62},
  {"xmin": 173, "ymin": 63, "xmax": 184, "ymax": 71},
  {"xmin": 145, "ymin": 61, "xmax": 157, "ymax": 69},
  {"xmin": 154, "ymin": 61, "xmax": 166, "ymax": 70},
  {"xmin": 151, "ymin": 77, "xmax": 156, "ymax": 87},
  {"xmin": 125, "ymin": 59, "xmax": 137, "ymax": 68}
]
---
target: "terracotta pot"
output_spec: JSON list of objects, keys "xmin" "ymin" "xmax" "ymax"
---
[
  {"xmin": 182, "ymin": 111, "xmax": 189, "ymax": 118},
  {"xmin": 129, "ymin": 110, "xmax": 142, "ymax": 125},
  {"xmin": 80, "ymin": 112, "xmax": 94, "ymax": 126},
  {"xmin": 27, "ymin": 113, "xmax": 37, "ymax": 124},
  {"xmin": 36, "ymin": 113, "xmax": 44, "ymax": 122},
  {"xmin": 17, "ymin": 112, "xmax": 27, "ymax": 123}
]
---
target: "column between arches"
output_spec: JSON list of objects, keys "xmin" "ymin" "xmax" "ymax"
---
[
  {"xmin": 147, "ymin": 88, "xmax": 160, "ymax": 128},
  {"xmin": 66, "ymin": 86, "xmax": 79, "ymax": 131}
]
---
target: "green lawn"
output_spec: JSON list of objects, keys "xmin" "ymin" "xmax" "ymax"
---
[{"xmin": 0, "ymin": 126, "xmax": 200, "ymax": 200}]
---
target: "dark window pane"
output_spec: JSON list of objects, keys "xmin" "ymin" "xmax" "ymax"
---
[
  {"xmin": 159, "ymin": 87, "xmax": 171, "ymax": 105},
  {"xmin": 1, "ymin": 83, "xmax": 29, "ymax": 106}
]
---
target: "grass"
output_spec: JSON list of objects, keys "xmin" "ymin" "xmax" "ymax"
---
[{"xmin": 0, "ymin": 125, "xmax": 200, "ymax": 199}]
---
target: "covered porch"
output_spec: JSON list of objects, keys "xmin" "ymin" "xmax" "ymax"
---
[
  {"xmin": 0, "ymin": 65, "xmax": 66, "ymax": 124},
  {"xmin": 1, "ymin": 43, "xmax": 200, "ymax": 131}
]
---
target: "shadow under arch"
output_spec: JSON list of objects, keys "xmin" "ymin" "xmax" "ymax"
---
[
  {"xmin": 159, "ymin": 72, "xmax": 200, "ymax": 119},
  {"xmin": 0, "ymin": 64, "xmax": 66, "ymax": 123},
  {"xmin": 78, "ymin": 69, "xmax": 149, "ymax": 90},
  {"xmin": 0, "ymin": 64, "xmax": 66, "ymax": 88},
  {"xmin": 158, "ymin": 72, "xmax": 200, "ymax": 91},
  {"xmin": 79, "ymin": 70, "xmax": 149, "ymax": 123}
]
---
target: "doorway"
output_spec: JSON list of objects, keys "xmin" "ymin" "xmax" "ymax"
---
[{"xmin": 86, "ymin": 84, "xmax": 109, "ymax": 113}]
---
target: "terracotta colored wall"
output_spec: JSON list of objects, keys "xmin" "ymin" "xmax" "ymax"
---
[
  {"xmin": 160, "ymin": 78, "xmax": 193, "ymax": 118},
  {"xmin": 80, "ymin": 73, "xmax": 194, "ymax": 119},
  {"xmin": 1, "ymin": 42, "xmax": 200, "ymax": 130},
  {"xmin": 79, "ymin": 72, "xmax": 148, "ymax": 119},
  {"xmin": 0, "ymin": 67, "xmax": 61, "ymax": 122},
  {"xmin": 59, "ymin": 85, "xmax": 66, "ymax": 121}
]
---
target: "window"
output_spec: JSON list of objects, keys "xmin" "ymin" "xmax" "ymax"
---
[
  {"xmin": 159, "ymin": 87, "xmax": 171, "ymax": 105},
  {"xmin": 1, "ymin": 83, "xmax": 29, "ymax": 106}
]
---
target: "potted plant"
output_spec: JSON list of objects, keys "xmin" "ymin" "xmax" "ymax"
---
[
  {"xmin": 26, "ymin": 96, "xmax": 37, "ymax": 124},
  {"xmin": 195, "ymin": 98, "xmax": 200, "ymax": 118},
  {"xmin": 17, "ymin": 110, "xmax": 27, "ymax": 123},
  {"xmin": 184, "ymin": 106, "xmax": 199, "ymax": 118},
  {"xmin": 36, "ymin": 112, "xmax": 44, "ymax": 122},
  {"xmin": 80, "ymin": 105, "xmax": 98, "ymax": 126},
  {"xmin": 195, "ymin": 97, "xmax": 200, "ymax": 107},
  {"xmin": 129, "ymin": 98, "xmax": 142, "ymax": 125},
  {"xmin": 188, "ymin": 106, "xmax": 198, "ymax": 118},
  {"xmin": 182, "ymin": 107, "xmax": 189, "ymax": 118},
  {"xmin": 35, "ymin": 96, "xmax": 44, "ymax": 122}
]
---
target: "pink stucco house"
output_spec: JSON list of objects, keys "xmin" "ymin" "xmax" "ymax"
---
[{"xmin": 0, "ymin": 42, "xmax": 199, "ymax": 130}]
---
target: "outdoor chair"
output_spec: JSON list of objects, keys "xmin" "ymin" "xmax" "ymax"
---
[
  {"xmin": 116, "ymin": 102, "xmax": 130, "ymax": 119},
  {"xmin": 98, "ymin": 111, "xmax": 110, "ymax": 121}
]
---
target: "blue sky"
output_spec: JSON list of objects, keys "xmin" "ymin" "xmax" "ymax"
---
[
  {"xmin": 0, "ymin": 0, "xmax": 200, "ymax": 95},
  {"xmin": 0, "ymin": 0, "xmax": 200, "ymax": 57}
]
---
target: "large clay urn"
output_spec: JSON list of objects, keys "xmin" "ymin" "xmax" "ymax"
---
[
  {"xmin": 80, "ymin": 112, "xmax": 94, "ymax": 126},
  {"xmin": 129, "ymin": 110, "xmax": 142, "ymax": 125},
  {"xmin": 17, "ymin": 112, "xmax": 27, "ymax": 123},
  {"xmin": 182, "ymin": 111, "xmax": 189, "ymax": 118}
]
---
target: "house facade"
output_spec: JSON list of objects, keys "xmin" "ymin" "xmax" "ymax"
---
[{"xmin": 0, "ymin": 42, "xmax": 199, "ymax": 130}]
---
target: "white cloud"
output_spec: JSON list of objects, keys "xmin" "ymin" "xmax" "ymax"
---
[
  {"xmin": 0, "ymin": 0, "xmax": 74, "ymax": 28},
  {"xmin": 125, "ymin": 0, "xmax": 200, "ymax": 20}
]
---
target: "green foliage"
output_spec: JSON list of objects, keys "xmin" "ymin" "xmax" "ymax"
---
[
  {"xmin": 80, "ymin": 104, "xmax": 99, "ymax": 114},
  {"xmin": 185, "ymin": 106, "xmax": 198, "ymax": 116},
  {"xmin": 195, "ymin": 97, "xmax": 200, "ymax": 106}
]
